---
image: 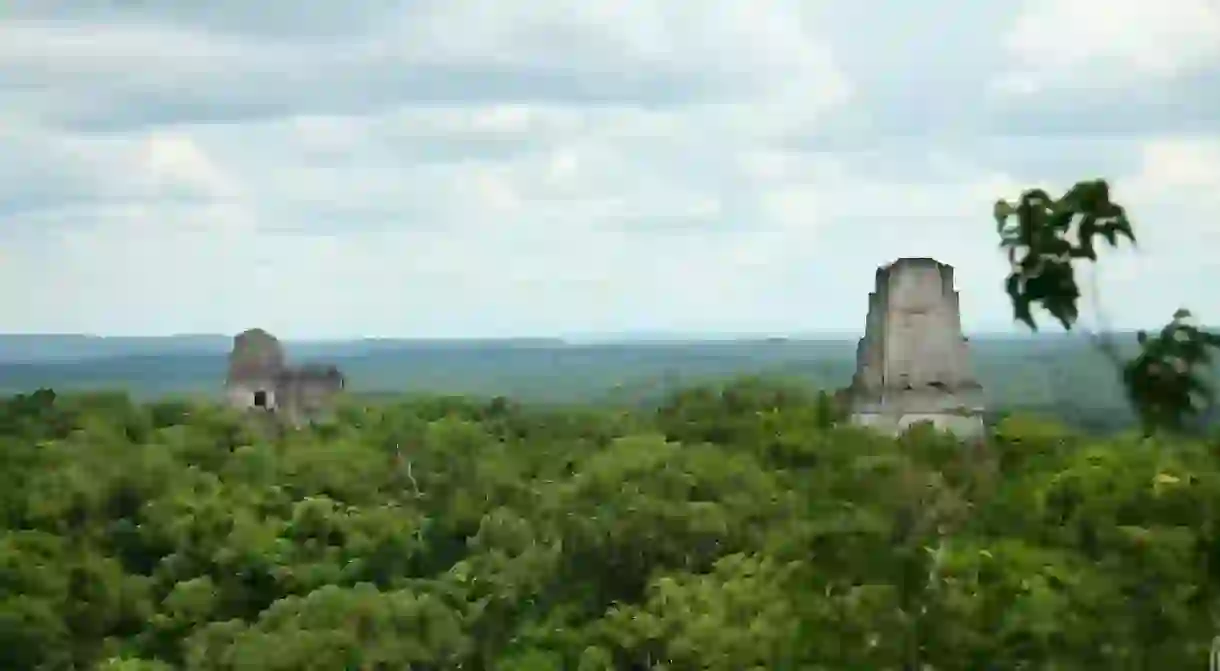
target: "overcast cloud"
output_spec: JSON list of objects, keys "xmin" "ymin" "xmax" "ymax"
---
[{"xmin": 1, "ymin": 0, "xmax": 1217, "ymax": 337}]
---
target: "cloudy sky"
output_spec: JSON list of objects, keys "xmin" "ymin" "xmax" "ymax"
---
[{"xmin": 2, "ymin": 1, "xmax": 1218, "ymax": 338}]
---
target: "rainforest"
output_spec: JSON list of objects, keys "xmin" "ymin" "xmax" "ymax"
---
[{"xmin": 2, "ymin": 378, "xmax": 1219, "ymax": 670}]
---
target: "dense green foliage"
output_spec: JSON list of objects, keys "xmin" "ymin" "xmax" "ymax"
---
[{"xmin": 3, "ymin": 383, "xmax": 1220, "ymax": 669}]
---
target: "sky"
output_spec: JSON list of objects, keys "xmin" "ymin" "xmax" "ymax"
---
[{"xmin": 2, "ymin": 1, "xmax": 1218, "ymax": 338}]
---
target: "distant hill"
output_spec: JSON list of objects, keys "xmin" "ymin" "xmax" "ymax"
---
[
  {"xmin": 0, "ymin": 330, "xmax": 1116, "ymax": 362},
  {"xmin": 0, "ymin": 334, "xmax": 233, "ymax": 362},
  {"xmin": 0, "ymin": 334, "xmax": 1150, "ymax": 433},
  {"xmin": 0, "ymin": 338, "xmax": 857, "ymax": 401},
  {"xmin": 0, "ymin": 334, "xmax": 571, "ymax": 364}
]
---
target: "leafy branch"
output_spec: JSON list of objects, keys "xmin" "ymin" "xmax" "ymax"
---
[
  {"xmin": 993, "ymin": 180, "xmax": 1219, "ymax": 434},
  {"xmin": 1125, "ymin": 310, "xmax": 1220, "ymax": 434}
]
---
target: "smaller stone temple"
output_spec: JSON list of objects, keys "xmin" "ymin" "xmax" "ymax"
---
[
  {"xmin": 224, "ymin": 328, "xmax": 345, "ymax": 427},
  {"xmin": 843, "ymin": 257, "xmax": 985, "ymax": 438}
]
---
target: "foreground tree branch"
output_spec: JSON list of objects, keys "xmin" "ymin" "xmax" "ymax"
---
[{"xmin": 994, "ymin": 180, "xmax": 1219, "ymax": 435}]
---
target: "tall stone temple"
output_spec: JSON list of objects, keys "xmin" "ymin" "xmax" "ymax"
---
[{"xmin": 843, "ymin": 257, "xmax": 986, "ymax": 439}]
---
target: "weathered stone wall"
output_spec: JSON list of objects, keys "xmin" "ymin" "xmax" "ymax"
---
[
  {"xmin": 227, "ymin": 329, "xmax": 285, "ymax": 384},
  {"xmin": 852, "ymin": 411, "xmax": 985, "ymax": 438},
  {"xmin": 846, "ymin": 258, "xmax": 985, "ymax": 439},
  {"xmin": 224, "ymin": 329, "xmax": 344, "ymax": 426},
  {"xmin": 882, "ymin": 260, "xmax": 971, "ymax": 389},
  {"xmin": 225, "ymin": 380, "xmax": 278, "ymax": 411},
  {"xmin": 226, "ymin": 329, "xmax": 285, "ymax": 412},
  {"xmin": 274, "ymin": 366, "xmax": 344, "ymax": 426}
]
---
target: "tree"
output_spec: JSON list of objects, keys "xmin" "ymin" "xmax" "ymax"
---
[
  {"xmin": 4, "ymin": 383, "xmax": 1220, "ymax": 667},
  {"xmin": 994, "ymin": 179, "xmax": 1220, "ymax": 434}
]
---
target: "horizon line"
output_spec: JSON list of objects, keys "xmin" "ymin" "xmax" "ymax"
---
[{"xmin": 0, "ymin": 329, "xmax": 1148, "ymax": 342}]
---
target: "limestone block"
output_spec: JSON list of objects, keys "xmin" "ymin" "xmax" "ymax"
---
[
  {"xmin": 227, "ymin": 328, "xmax": 285, "ymax": 383},
  {"xmin": 845, "ymin": 258, "xmax": 985, "ymax": 439},
  {"xmin": 223, "ymin": 328, "xmax": 345, "ymax": 426}
]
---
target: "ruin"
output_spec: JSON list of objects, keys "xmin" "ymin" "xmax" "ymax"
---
[
  {"xmin": 224, "ymin": 328, "xmax": 345, "ymax": 427},
  {"xmin": 843, "ymin": 258, "xmax": 985, "ymax": 439}
]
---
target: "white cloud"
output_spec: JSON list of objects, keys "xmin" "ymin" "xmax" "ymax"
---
[
  {"xmin": 0, "ymin": 1, "xmax": 849, "ymax": 130},
  {"xmin": 996, "ymin": 0, "xmax": 1220, "ymax": 94},
  {"xmin": 1133, "ymin": 137, "xmax": 1220, "ymax": 193},
  {"xmin": 0, "ymin": 0, "xmax": 1216, "ymax": 338},
  {"xmin": 394, "ymin": 1, "xmax": 843, "ymax": 92},
  {"xmin": 139, "ymin": 133, "xmax": 241, "ymax": 202},
  {"xmin": 1119, "ymin": 136, "xmax": 1220, "ymax": 262}
]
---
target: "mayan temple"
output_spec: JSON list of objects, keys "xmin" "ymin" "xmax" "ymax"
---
[
  {"xmin": 224, "ymin": 328, "xmax": 345, "ymax": 427},
  {"xmin": 844, "ymin": 257, "xmax": 985, "ymax": 438}
]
